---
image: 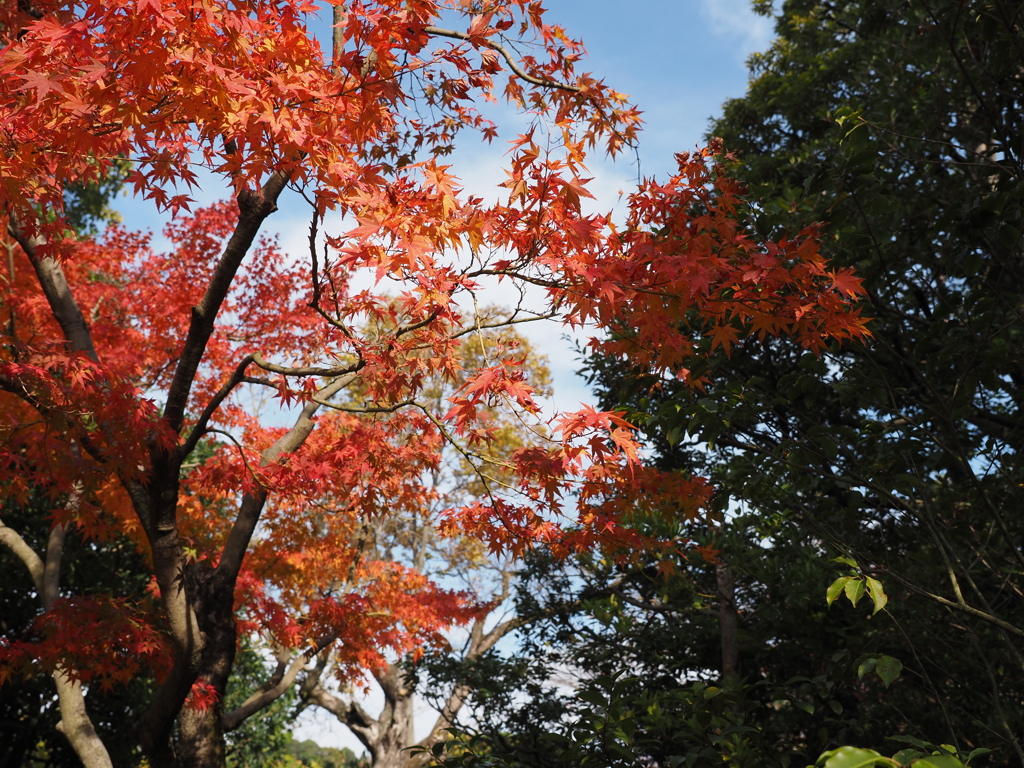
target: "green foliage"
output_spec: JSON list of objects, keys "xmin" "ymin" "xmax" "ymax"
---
[
  {"xmin": 223, "ymin": 640, "xmax": 298, "ymax": 768},
  {"xmin": 815, "ymin": 740, "xmax": 992, "ymax": 768},
  {"xmin": 62, "ymin": 159, "xmax": 129, "ymax": 235},
  {"xmin": 424, "ymin": 675, "xmax": 781, "ymax": 768},
  {"xmin": 583, "ymin": 0, "xmax": 1024, "ymax": 762},
  {"xmin": 417, "ymin": 547, "xmax": 889, "ymax": 767},
  {"xmin": 0, "ymin": 491, "xmax": 155, "ymax": 767},
  {"xmin": 284, "ymin": 738, "xmax": 368, "ymax": 768}
]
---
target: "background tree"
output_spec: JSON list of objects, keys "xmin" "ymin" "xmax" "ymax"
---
[
  {"xmin": 418, "ymin": 2, "xmax": 1024, "ymax": 767},
  {"xmin": 582, "ymin": 0, "xmax": 1024, "ymax": 764}
]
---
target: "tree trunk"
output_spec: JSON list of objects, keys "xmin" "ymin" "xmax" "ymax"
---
[
  {"xmin": 54, "ymin": 672, "xmax": 114, "ymax": 768},
  {"xmin": 716, "ymin": 560, "xmax": 740, "ymax": 682},
  {"xmin": 370, "ymin": 675, "xmax": 415, "ymax": 768}
]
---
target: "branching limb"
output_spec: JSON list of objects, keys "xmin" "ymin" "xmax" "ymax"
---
[
  {"xmin": 53, "ymin": 672, "xmax": 114, "ymax": 768},
  {"xmin": 395, "ymin": 309, "xmax": 441, "ymax": 339},
  {"xmin": 222, "ymin": 633, "xmax": 338, "ymax": 732},
  {"xmin": 180, "ymin": 354, "xmax": 255, "ymax": 459},
  {"xmin": 874, "ymin": 565, "xmax": 1024, "ymax": 643},
  {"xmin": 303, "ymin": 682, "xmax": 381, "ymax": 752},
  {"xmin": 163, "ymin": 170, "xmax": 290, "ymax": 434},
  {"xmin": 424, "ymin": 26, "xmax": 581, "ymax": 93},
  {"xmin": 311, "ymin": 396, "xmax": 415, "ymax": 413},
  {"xmin": 0, "ymin": 494, "xmax": 112, "ymax": 768},
  {"xmin": 252, "ymin": 351, "xmax": 362, "ymax": 378},
  {"xmin": 410, "ymin": 615, "xmax": 527, "ymax": 768},
  {"xmin": 445, "ymin": 310, "xmax": 560, "ymax": 342},
  {"xmin": 215, "ymin": 373, "xmax": 356, "ymax": 583}
]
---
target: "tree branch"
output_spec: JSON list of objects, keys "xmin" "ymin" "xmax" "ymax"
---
[
  {"xmin": 0, "ymin": 500, "xmax": 112, "ymax": 768},
  {"xmin": 54, "ymin": 672, "xmax": 114, "ymax": 768},
  {"xmin": 411, "ymin": 615, "xmax": 525, "ymax": 767},
  {"xmin": 162, "ymin": 171, "xmax": 290, "ymax": 434},
  {"xmin": 0, "ymin": 518, "xmax": 45, "ymax": 596},
  {"xmin": 179, "ymin": 354, "xmax": 255, "ymax": 459},
  {"xmin": 214, "ymin": 373, "xmax": 357, "ymax": 584},
  {"xmin": 251, "ymin": 351, "xmax": 361, "ymax": 378},
  {"xmin": 424, "ymin": 26, "xmax": 581, "ymax": 93},
  {"xmin": 8, "ymin": 216, "xmax": 98, "ymax": 361},
  {"xmin": 876, "ymin": 566, "xmax": 1024, "ymax": 641},
  {"xmin": 222, "ymin": 633, "xmax": 338, "ymax": 732},
  {"xmin": 304, "ymin": 683, "xmax": 380, "ymax": 751}
]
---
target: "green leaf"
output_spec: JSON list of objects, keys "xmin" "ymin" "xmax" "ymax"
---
[
  {"xmin": 608, "ymin": 742, "xmax": 636, "ymax": 761},
  {"xmin": 795, "ymin": 701, "xmax": 815, "ymax": 714},
  {"xmin": 844, "ymin": 578, "xmax": 866, "ymax": 607},
  {"xmin": 702, "ymin": 686, "xmax": 721, "ymax": 700},
  {"xmin": 827, "ymin": 577, "xmax": 853, "ymax": 607},
  {"xmin": 889, "ymin": 737, "xmax": 930, "ymax": 750},
  {"xmin": 966, "ymin": 748, "xmax": 993, "ymax": 762},
  {"xmin": 857, "ymin": 658, "xmax": 877, "ymax": 679},
  {"xmin": 832, "ymin": 556, "xmax": 858, "ymax": 569},
  {"xmin": 875, "ymin": 655, "xmax": 903, "ymax": 688},
  {"xmin": 829, "ymin": 699, "xmax": 843, "ymax": 714},
  {"xmin": 912, "ymin": 756, "xmax": 966, "ymax": 768},
  {"xmin": 893, "ymin": 749, "xmax": 924, "ymax": 766},
  {"xmin": 540, "ymin": 732, "xmax": 572, "ymax": 744},
  {"xmin": 865, "ymin": 577, "xmax": 887, "ymax": 614},
  {"xmin": 577, "ymin": 689, "xmax": 606, "ymax": 707},
  {"xmin": 819, "ymin": 746, "xmax": 885, "ymax": 768}
]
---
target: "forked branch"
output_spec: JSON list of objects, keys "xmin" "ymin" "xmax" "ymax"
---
[{"xmin": 424, "ymin": 26, "xmax": 581, "ymax": 93}]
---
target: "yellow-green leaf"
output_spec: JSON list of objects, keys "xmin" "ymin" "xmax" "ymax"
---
[
  {"xmin": 827, "ymin": 577, "xmax": 853, "ymax": 607},
  {"xmin": 865, "ymin": 576, "xmax": 887, "ymax": 614},
  {"xmin": 844, "ymin": 578, "xmax": 866, "ymax": 607},
  {"xmin": 819, "ymin": 746, "xmax": 886, "ymax": 768}
]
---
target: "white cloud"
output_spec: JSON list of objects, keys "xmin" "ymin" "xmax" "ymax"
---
[{"xmin": 697, "ymin": 0, "xmax": 775, "ymax": 62}]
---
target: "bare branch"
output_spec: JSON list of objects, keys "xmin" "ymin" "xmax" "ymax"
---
[
  {"xmin": 214, "ymin": 373, "xmax": 357, "ymax": 582},
  {"xmin": 311, "ymin": 396, "xmax": 415, "ymax": 413},
  {"xmin": 54, "ymin": 672, "xmax": 114, "ymax": 768},
  {"xmin": 304, "ymin": 683, "xmax": 381, "ymax": 749},
  {"xmin": 876, "ymin": 566, "xmax": 1024, "ymax": 641},
  {"xmin": 252, "ymin": 351, "xmax": 361, "ymax": 378},
  {"xmin": 0, "ymin": 518, "xmax": 45, "ymax": 595},
  {"xmin": 0, "ymin": 493, "xmax": 110, "ymax": 768},
  {"xmin": 437, "ymin": 310, "xmax": 561, "ymax": 347},
  {"xmin": 42, "ymin": 520, "xmax": 70, "ymax": 610},
  {"xmin": 180, "ymin": 354, "xmax": 255, "ymax": 459},
  {"xmin": 395, "ymin": 309, "xmax": 441, "ymax": 339}
]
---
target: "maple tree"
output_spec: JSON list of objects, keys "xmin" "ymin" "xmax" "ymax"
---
[{"xmin": 0, "ymin": 1, "xmax": 868, "ymax": 767}]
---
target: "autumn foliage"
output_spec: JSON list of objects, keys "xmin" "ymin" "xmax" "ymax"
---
[{"xmin": 0, "ymin": 0, "xmax": 867, "ymax": 766}]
